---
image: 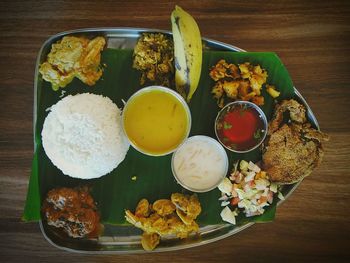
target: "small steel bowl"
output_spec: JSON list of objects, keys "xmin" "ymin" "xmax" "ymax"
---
[
  {"xmin": 214, "ymin": 101, "xmax": 268, "ymax": 153},
  {"xmin": 171, "ymin": 135, "xmax": 228, "ymax": 193},
  {"xmin": 122, "ymin": 86, "xmax": 192, "ymax": 157}
]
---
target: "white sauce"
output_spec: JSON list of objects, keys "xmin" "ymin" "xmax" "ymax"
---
[{"xmin": 172, "ymin": 136, "xmax": 228, "ymax": 192}]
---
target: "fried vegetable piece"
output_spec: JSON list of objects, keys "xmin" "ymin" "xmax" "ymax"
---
[
  {"xmin": 42, "ymin": 187, "xmax": 100, "ymax": 238},
  {"xmin": 39, "ymin": 36, "xmax": 106, "ymax": 90},
  {"xmin": 125, "ymin": 193, "xmax": 201, "ymax": 251},
  {"xmin": 266, "ymin": 84, "xmax": 280, "ymax": 98},
  {"xmin": 209, "ymin": 59, "xmax": 279, "ymax": 107},
  {"xmin": 141, "ymin": 232, "xmax": 160, "ymax": 251},
  {"xmin": 152, "ymin": 199, "xmax": 176, "ymax": 216},
  {"xmin": 262, "ymin": 99, "xmax": 330, "ymax": 184},
  {"xmin": 171, "ymin": 193, "xmax": 201, "ymax": 225},
  {"xmin": 133, "ymin": 33, "xmax": 174, "ymax": 88},
  {"xmin": 135, "ymin": 198, "xmax": 151, "ymax": 217},
  {"xmin": 239, "ymin": 63, "xmax": 268, "ymax": 95},
  {"xmin": 209, "ymin": 59, "xmax": 240, "ymax": 81}
]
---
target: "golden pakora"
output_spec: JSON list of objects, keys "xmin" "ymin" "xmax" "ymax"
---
[{"xmin": 125, "ymin": 193, "xmax": 201, "ymax": 251}]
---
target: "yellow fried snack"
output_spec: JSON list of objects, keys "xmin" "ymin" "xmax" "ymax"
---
[
  {"xmin": 209, "ymin": 59, "xmax": 279, "ymax": 107},
  {"xmin": 135, "ymin": 198, "xmax": 151, "ymax": 218},
  {"xmin": 39, "ymin": 36, "xmax": 105, "ymax": 90},
  {"xmin": 171, "ymin": 193, "xmax": 201, "ymax": 225},
  {"xmin": 239, "ymin": 63, "xmax": 268, "ymax": 95},
  {"xmin": 152, "ymin": 199, "xmax": 176, "ymax": 216},
  {"xmin": 141, "ymin": 232, "xmax": 160, "ymax": 251},
  {"xmin": 266, "ymin": 84, "xmax": 281, "ymax": 98},
  {"xmin": 125, "ymin": 193, "xmax": 201, "ymax": 251}
]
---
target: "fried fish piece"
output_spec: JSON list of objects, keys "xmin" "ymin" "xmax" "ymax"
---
[{"xmin": 262, "ymin": 99, "xmax": 329, "ymax": 184}]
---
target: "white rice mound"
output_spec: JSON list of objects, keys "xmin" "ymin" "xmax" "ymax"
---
[{"xmin": 41, "ymin": 93, "xmax": 130, "ymax": 179}]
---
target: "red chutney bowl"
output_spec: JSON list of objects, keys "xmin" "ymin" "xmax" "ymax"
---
[{"xmin": 214, "ymin": 101, "xmax": 268, "ymax": 153}]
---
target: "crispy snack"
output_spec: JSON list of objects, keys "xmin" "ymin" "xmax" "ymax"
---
[
  {"xmin": 39, "ymin": 36, "xmax": 106, "ymax": 90},
  {"xmin": 133, "ymin": 33, "xmax": 174, "ymax": 88},
  {"xmin": 152, "ymin": 199, "xmax": 176, "ymax": 216},
  {"xmin": 209, "ymin": 59, "xmax": 279, "ymax": 107},
  {"xmin": 171, "ymin": 193, "xmax": 201, "ymax": 225},
  {"xmin": 42, "ymin": 187, "xmax": 101, "ymax": 238},
  {"xmin": 262, "ymin": 99, "xmax": 329, "ymax": 184},
  {"xmin": 125, "ymin": 193, "xmax": 201, "ymax": 251},
  {"xmin": 141, "ymin": 232, "xmax": 160, "ymax": 251}
]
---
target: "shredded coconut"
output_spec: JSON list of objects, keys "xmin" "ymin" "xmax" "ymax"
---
[{"xmin": 41, "ymin": 93, "xmax": 130, "ymax": 179}]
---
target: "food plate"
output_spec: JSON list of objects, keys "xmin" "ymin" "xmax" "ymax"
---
[{"xmin": 30, "ymin": 28, "xmax": 319, "ymax": 253}]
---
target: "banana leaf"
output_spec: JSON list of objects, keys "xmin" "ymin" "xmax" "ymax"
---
[{"xmin": 23, "ymin": 49, "xmax": 295, "ymax": 226}]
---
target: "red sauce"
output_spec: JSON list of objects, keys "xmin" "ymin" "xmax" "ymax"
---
[{"xmin": 216, "ymin": 104, "xmax": 266, "ymax": 151}]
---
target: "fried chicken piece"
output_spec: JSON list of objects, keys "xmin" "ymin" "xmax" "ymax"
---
[
  {"xmin": 42, "ymin": 187, "xmax": 100, "ymax": 238},
  {"xmin": 262, "ymin": 99, "xmax": 329, "ymax": 184}
]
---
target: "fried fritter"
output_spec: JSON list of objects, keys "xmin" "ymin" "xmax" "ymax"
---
[
  {"xmin": 125, "ymin": 193, "xmax": 201, "ymax": 251},
  {"xmin": 262, "ymin": 99, "xmax": 329, "ymax": 184},
  {"xmin": 171, "ymin": 193, "xmax": 201, "ymax": 225},
  {"xmin": 141, "ymin": 232, "xmax": 160, "ymax": 251},
  {"xmin": 135, "ymin": 198, "xmax": 151, "ymax": 217},
  {"xmin": 152, "ymin": 199, "xmax": 176, "ymax": 216}
]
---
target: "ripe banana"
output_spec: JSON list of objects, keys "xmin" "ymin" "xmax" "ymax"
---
[{"xmin": 171, "ymin": 5, "xmax": 202, "ymax": 102}]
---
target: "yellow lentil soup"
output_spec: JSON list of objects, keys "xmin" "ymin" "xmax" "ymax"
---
[{"xmin": 123, "ymin": 86, "xmax": 191, "ymax": 156}]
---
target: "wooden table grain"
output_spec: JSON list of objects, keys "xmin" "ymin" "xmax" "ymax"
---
[{"xmin": 1, "ymin": 1, "xmax": 349, "ymax": 262}]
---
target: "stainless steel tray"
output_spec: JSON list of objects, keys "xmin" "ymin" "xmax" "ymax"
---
[{"xmin": 35, "ymin": 28, "xmax": 319, "ymax": 254}]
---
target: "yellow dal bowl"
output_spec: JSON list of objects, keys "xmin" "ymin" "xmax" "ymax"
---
[{"xmin": 122, "ymin": 86, "xmax": 191, "ymax": 156}]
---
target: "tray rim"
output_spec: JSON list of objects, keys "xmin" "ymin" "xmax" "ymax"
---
[{"xmin": 34, "ymin": 27, "xmax": 318, "ymax": 254}]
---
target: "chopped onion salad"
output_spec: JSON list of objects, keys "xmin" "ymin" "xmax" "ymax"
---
[{"xmin": 218, "ymin": 160, "xmax": 284, "ymax": 224}]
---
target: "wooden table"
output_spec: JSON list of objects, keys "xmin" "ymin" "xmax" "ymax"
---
[{"xmin": 1, "ymin": 1, "xmax": 349, "ymax": 262}]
